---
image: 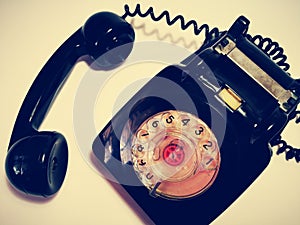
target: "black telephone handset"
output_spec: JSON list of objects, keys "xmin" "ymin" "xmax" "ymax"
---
[
  {"xmin": 5, "ymin": 4, "xmax": 299, "ymax": 225},
  {"xmin": 92, "ymin": 15, "xmax": 300, "ymax": 224}
]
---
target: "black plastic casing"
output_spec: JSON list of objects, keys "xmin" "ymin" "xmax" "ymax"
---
[
  {"xmin": 92, "ymin": 17, "xmax": 295, "ymax": 225},
  {"xmin": 92, "ymin": 63, "xmax": 278, "ymax": 225}
]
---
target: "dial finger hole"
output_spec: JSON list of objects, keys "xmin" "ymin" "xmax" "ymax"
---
[
  {"xmin": 161, "ymin": 111, "xmax": 179, "ymax": 128},
  {"xmin": 131, "ymin": 143, "xmax": 148, "ymax": 157},
  {"xmin": 147, "ymin": 116, "xmax": 162, "ymax": 132},
  {"xmin": 136, "ymin": 129, "xmax": 151, "ymax": 143}
]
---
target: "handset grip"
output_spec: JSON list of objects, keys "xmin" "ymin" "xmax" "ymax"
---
[{"xmin": 9, "ymin": 12, "xmax": 135, "ymax": 147}]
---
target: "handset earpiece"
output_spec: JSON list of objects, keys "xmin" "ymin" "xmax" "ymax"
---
[
  {"xmin": 82, "ymin": 11, "xmax": 135, "ymax": 68},
  {"xmin": 6, "ymin": 11, "xmax": 135, "ymax": 197},
  {"xmin": 6, "ymin": 132, "xmax": 68, "ymax": 197}
]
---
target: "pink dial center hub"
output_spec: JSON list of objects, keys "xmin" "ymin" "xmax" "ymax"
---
[{"xmin": 163, "ymin": 144, "xmax": 185, "ymax": 166}]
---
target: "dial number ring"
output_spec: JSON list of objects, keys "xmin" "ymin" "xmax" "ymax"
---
[{"xmin": 130, "ymin": 110, "xmax": 221, "ymax": 199}]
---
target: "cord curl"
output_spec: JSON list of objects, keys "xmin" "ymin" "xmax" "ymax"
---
[
  {"xmin": 122, "ymin": 4, "xmax": 220, "ymax": 40},
  {"xmin": 122, "ymin": 4, "xmax": 298, "ymax": 163},
  {"xmin": 246, "ymin": 34, "xmax": 290, "ymax": 71},
  {"xmin": 271, "ymin": 136, "xmax": 300, "ymax": 163},
  {"xmin": 123, "ymin": 4, "xmax": 290, "ymax": 72}
]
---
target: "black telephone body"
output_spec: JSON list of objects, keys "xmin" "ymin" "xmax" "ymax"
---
[{"xmin": 93, "ymin": 16, "xmax": 300, "ymax": 224}]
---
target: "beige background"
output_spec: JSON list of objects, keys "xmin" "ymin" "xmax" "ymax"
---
[{"xmin": 1, "ymin": 0, "xmax": 299, "ymax": 224}]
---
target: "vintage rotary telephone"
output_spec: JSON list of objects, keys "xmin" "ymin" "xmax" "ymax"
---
[{"xmin": 5, "ymin": 4, "xmax": 300, "ymax": 225}]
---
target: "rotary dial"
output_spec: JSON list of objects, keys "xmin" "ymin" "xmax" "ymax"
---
[{"xmin": 130, "ymin": 110, "xmax": 221, "ymax": 199}]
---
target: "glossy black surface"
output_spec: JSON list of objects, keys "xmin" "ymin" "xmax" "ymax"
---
[
  {"xmin": 82, "ymin": 12, "xmax": 135, "ymax": 68},
  {"xmin": 92, "ymin": 16, "xmax": 299, "ymax": 224},
  {"xmin": 93, "ymin": 65, "xmax": 273, "ymax": 225},
  {"xmin": 6, "ymin": 132, "xmax": 68, "ymax": 197},
  {"xmin": 6, "ymin": 11, "xmax": 135, "ymax": 197}
]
